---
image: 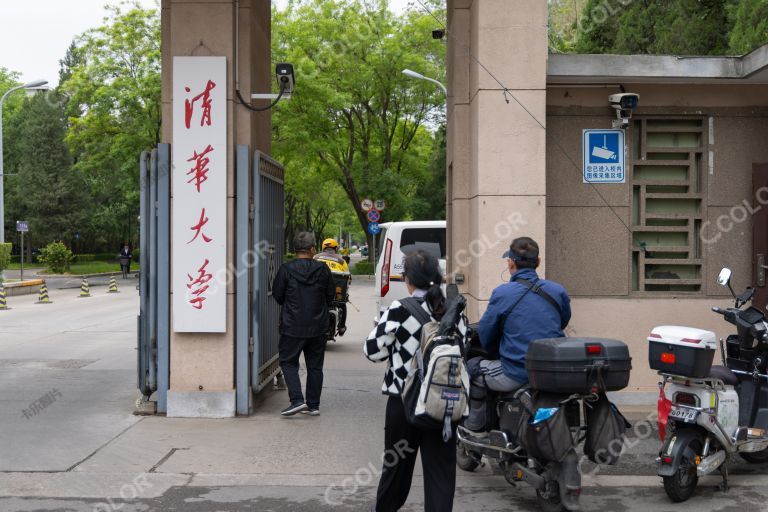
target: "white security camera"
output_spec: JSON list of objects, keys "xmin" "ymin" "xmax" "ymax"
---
[
  {"xmin": 608, "ymin": 93, "xmax": 639, "ymax": 128},
  {"xmin": 275, "ymin": 63, "xmax": 295, "ymax": 95}
]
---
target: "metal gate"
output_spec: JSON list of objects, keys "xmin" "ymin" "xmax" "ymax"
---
[
  {"xmin": 137, "ymin": 144, "xmax": 170, "ymax": 413},
  {"xmin": 236, "ymin": 147, "xmax": 285, "ymax": 414},
  {"xmin": 139, "ymin": 144, "xmax": 281, "ymax": 416}
]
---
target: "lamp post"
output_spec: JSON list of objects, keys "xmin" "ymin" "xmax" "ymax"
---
[
  {"xmin": 0, "ymin": 79, "xmax": 48, "ymax": 245},
  {"xmin": 402, "ymin": 69, "xmax": 447, "ymax": 96}
]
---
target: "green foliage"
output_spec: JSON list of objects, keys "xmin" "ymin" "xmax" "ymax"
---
[
  {"xmin": 60, "ymin": 2, "xmax": 160, "ymax": 250},
  {"xmin": 351, "ymin": 260, "xmax": 374, "ymax": 275},
  {"xmin": 74, "ymin": 254, "xmax": 96, "ymax": 262},
  {"xmin": 272, "ymin": 0, "xmax": 445, "ymax": 256},
  {"xmin": 6, "ymin": 92, "xmax": 89, "ymax": 247},
  {"xmin": 569, "ymin": 0, "xmax": 768, "ymax": 55},
  {"xmin": 39, "ymin": 241, "xmax": 74, "ymax": 274},
  {"xmin": 728, "ymin": 0, "xmax": 768, "ymax": 54},
  {"xmin": 0, "ymin": 243, "xmax": 11, "ymax": 274}
]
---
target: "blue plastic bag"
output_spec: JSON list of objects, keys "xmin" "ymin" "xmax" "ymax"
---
[{"xmin": 532, "ymin": 407, "xmax": 559, "ymax": 424}]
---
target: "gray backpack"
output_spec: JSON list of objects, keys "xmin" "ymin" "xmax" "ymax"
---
[{"xmin": 399, "ymin": 296, "xmax": 469, "ymax": 442}]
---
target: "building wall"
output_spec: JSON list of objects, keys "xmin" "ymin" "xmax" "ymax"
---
[{"xmin": 546, "ymin": 84, "xmax": 768, "ymax": 390}]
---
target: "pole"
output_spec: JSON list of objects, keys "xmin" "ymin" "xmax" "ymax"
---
[{"xmin": 20, "ymin": 230, "xmax": 23, "ymax": 282}]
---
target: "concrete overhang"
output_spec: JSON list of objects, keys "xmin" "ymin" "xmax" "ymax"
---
[{"xmin": 547, "ymin": 43, "xmax": 768, "ymax": 85}]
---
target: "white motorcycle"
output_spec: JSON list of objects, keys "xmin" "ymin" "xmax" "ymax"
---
[{"xmin": 650, "ymin": 268, "xmax": 768, "ymax": 502}]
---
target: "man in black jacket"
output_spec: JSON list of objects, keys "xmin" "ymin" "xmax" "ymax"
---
[{"xmin": 272, "ymin": 232, "xmax": 335, "ymax": 416}]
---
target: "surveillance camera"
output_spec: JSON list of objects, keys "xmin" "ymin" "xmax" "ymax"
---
[
  {"xmin": 275, "ymin": 63, "xmax": 295, "ymax": 95},
  {"xmin": 432, "ymin": 29, "xmax": 445, "ymax": 40},
  {"xmin": 608, "ymin": 93, "xmax": 639, "ymax": 128}
]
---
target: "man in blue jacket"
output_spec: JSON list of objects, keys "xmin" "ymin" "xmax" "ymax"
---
[{"xmin": 465, "ymin": 236, "xmax": 571, "ymax": 432}]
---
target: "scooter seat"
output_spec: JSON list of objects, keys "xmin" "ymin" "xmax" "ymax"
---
[{"xmin": 710, "ymin": 365, "xmax": 739, "ymax": 386}]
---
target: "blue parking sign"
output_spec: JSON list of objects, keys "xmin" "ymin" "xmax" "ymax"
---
[
  {"xmin": 367, "ymin": 222, "xmax": 381, "ymax": 235},
  {"xmin": 583, "ymin": 129, "xmax": 625, "ymax": 184}
]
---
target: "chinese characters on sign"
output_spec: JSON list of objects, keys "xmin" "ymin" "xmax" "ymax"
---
[
  {"xmin": 582, "ymin": 129, "xmax": 626, "ymax": 184},
  {"xmin": 172, "ymin": 57, "xmax": 227, "ymax": 332}
]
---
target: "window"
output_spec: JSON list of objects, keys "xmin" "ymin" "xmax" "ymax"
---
[
  {"xmin": 400, "ymin": 228, "xmax": 447, "ymax": 259},
  {"xmin": 631, "ymin": 118, "xmax": 706, "ymax": 293}
]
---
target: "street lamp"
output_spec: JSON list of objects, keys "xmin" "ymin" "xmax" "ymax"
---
[
  {"xmin": 0, "ymin": 79, "xmax": 48, "ymax": 245},
  {"xmin": 402, "ymin": 69, "xmax": 447, "ymax": 96}
]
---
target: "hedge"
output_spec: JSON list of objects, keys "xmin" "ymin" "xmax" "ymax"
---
[{"xmin": 352, "ymin": 260, "xmax": 374, "ymax": 275}]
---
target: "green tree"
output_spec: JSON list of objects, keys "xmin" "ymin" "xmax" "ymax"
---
[
  {"xmin": 60, "ymin": 2, "xmax": 160, "ymax": 250},
  {"xmin": 0, "ymin": 68, "xmax": 24, "ymax": 242},
  {"xmin": 10, "ymin": 92, "xmax": 88, "ymax": 248},
  {"xmin": 271, "ymin": 0, "xmax": 445, "ymax": 259},
  {"xmin": 728, "ymin": 0, "xmax": 768, "ymax": 54},
  {"xmin": 575, "ymin": 0, "xmax": 731, "ymax": 55}
]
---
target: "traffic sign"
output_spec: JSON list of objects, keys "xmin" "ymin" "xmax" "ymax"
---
[
  {"xmin": 582, "ymin": 129, "xmax": 625, "ymax": 183},
  {"xmin": 366, "ymin": 209, "xmax": 381, "ymax": 223},
  {"xmin": 374, "ymin": 199, "xmax": 387, "ymax": 211},
  {"xmin": 367, "ymin": 222, "xmax": 381, "ymax": 235},
  {"xmin": 361, "ymin": 198, "xmax": 373, "ymax": 212},
  {"xmin": 16, "ymin": 221, "xmax": 28, "ymax": 233}
]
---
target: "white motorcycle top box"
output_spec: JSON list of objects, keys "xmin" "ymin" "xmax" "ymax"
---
[
  {"xmin": 649, "ymin": 325, "xmax": 717, "ymax": 350},
  {"xmin": 649, "ymin": 326, "xmax": 718, "ymax": 378}
]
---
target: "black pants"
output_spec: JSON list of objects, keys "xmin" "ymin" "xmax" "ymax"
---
[
  {"xmin": 374, "ymin": 396, "xmax": 456, "ymax": 512},
  {"xmin": 278, "ymin": 335, "xmax": 326, "ymax": 408}
]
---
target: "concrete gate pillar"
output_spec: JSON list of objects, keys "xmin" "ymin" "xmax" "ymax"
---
[
  {"xmin": 446, "ymin": 0, "xmax": 548, "ymax": 321},
  {"xmin": 161, "ymin": 0, "xmax": 271, "ymax": 417}
]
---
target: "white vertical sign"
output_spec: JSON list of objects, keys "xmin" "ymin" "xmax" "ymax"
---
[{"xmin": 172, "ymin": 57, "xmax": 227, "ymax": 332}]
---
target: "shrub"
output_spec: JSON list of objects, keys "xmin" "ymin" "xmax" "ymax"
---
[
  {"xmin": 0, "ymin": 243, "xmax": 11, "ymax": 275},
  {"xmin": 39, "ymin": 241, "xmax": 74, "ymax": 274},
  {"xmin": 352, "ymin": 260, "xmax": 374, "ymax": 275}
]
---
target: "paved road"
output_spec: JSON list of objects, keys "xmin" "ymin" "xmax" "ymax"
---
[{"xmin": 3, "ymin": 281, "xmax": 768, "ymax": 511}]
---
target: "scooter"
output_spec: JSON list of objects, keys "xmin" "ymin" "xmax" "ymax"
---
[
  {"xmin": 653, "ymin": 267, "xmax": 768, "ymax": 502},
  {"xmin": 317, "ymin": 255, "xmax": 351, "ymax": 342},
  {"xmin": 457, "ymin": 329, "xmax": 632, "ymax": 512}
]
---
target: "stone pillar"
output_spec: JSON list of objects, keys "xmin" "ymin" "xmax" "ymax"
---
[
  {"xmin": 161, "ymin": 0, "xmax": 271, "ymax": 417},
  {"xmin": 446, "ymin": 0, "xmax": 548, "ymax": 321}
]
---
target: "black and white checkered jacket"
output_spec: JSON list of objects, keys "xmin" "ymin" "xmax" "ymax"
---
[{"xmin": 364, "ymin": 298, "xmax": 469, "ymax": 396}]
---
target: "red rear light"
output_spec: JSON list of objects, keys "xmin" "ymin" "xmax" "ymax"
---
[
  {"xmin": 661, "ymin": 353, "xmax": 676, "ymax": 364},
  {"xmin": 681, "ymin": 338, "xmax": 702, "ymax": 344},
  {"xmin": 381, "ymin": 239, "xmax": 393, "ymax": 297},
  {"xmin": 662, "ymin": 456, "xmax": 673, "ymax": 464},
  {"xmin": 586, "ymin": 344, "xmax": 602, "ymax": 355},
  {"xmin": 650, "ymin": 333, "xmax": 662, "ymax": 339},
  {"xmin": 675, "ymin": 392, "xmax": 698, "ymax": 406}
]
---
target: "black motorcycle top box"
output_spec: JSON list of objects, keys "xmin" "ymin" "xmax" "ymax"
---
[{"xmin": 526, "ymin": 338, "xmax": 632, "ymax": 393}]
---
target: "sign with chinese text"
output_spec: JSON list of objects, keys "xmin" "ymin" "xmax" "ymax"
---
[
  {"xmin": 16, "ymin": 221, "xmax": 28, "ymax": 232},
  {"xmin": 582, "ymin": 129, "xmax": 625, "ymax": 184},
  {"xmin": 172, "ymin": 57, "xmax": 227, "ymax": 332}
]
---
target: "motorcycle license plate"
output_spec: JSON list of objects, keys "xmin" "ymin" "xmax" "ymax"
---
[{"xmin": 669, "ymin": 406, "xmax": 698, "ymax": 424}]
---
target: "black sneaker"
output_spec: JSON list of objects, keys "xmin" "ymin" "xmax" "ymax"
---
[
  {"xmin": 337, "ymin": 326, "xmax": 347, "ymax": 336},
  {"xmin": 301, "ymin": 408, "xmax": 320, "ymax": 416},
  {"xmin": 281, "ymin": 402, "xmax": 308, "ymax": 416}
]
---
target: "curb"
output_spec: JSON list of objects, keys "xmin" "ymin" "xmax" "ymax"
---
[{"xmin": 37, "ymin": 271, "xmax": 139, "ymax": 279}]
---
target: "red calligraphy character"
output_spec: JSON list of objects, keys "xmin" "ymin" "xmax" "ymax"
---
[
  {"xmin": 184, "ymin": 80, "xmax": 217, "ymax": 129},
  {"xmin": 186, "ymin": 144, "xmax": 213, "ymax": 193},
  {"xmin": 187, "ymin": 259, "xmax": 213, "ymax": 310},
  {"xmin": 188, "ymin": 208, "xmax": 213, "ymax": 244}
]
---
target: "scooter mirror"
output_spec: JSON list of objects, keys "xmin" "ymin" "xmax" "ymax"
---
[{"xmin": 717, "ymin": 268, "xmax": 732, "ymax": 287}]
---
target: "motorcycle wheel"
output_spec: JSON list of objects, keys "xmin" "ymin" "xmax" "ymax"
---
[
  {"xmin": 536, "ymin": 480, "xmax": 565, "ymax": 512},
  {"xmin": 456, "ymin": 442, "xmax": 480, "ymax": 472},
  {"xmin": 741, "ymin": 448, "xmax": 768, "ymax": 463},
  {"xmin": 662, "ymin": 438, "xmax": 701, "ymax": 503}
]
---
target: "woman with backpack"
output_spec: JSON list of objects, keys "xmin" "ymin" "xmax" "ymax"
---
[{"xmin": 364, "ymin": 250, "xmax": 468, "ymax": 512}]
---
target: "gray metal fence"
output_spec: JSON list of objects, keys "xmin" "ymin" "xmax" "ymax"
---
[
  {"xmin": 137, "ymin": 145, "xmax": 170, "ymax": 413},
  {"xmin": 235, "ymin": 147, "xmax": 285, "ymax": 414}
]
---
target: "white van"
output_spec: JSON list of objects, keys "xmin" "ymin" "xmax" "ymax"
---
[{"xmin": 374, "ymin": 220, "xmax": 446, "ymax": 314}]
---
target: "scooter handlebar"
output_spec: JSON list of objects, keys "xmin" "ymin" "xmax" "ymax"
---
[{"xmin": 712, "ymin": 307, "xmax": 726, "ymax": 315}]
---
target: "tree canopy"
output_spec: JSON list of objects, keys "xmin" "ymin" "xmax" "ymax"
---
[
  {"xmin": 271, "ymin": 0, "xmax": 446, "ymax": 253},
  {"xmin": 549, "ymin": 0, "xmax": 768, "ymax": 55}
]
